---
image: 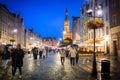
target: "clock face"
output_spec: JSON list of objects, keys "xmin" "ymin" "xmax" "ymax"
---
[{"xmin": 65, "ymin": 22, "xmax": 68, "ymax": 25}]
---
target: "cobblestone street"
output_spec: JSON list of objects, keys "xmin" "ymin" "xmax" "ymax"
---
[
  {"xmin": 1, "ymin": 52, "xmax": 120, "ymax": 80},
  {"xmin": 0, "ymin": 52, "xmax": 91, "ymax": 80}
]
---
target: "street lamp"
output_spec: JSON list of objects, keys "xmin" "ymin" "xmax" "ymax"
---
[
  {"xmin": 97, "ymin": 9, "xmax": 102, "ymax": 16},
  {"xmin": 63, "ymin": 31, "xmax": 66, "ymax": 34},
  {"xmin": 30, "ymin": 37, "xmax": 33, "ymax": 49},
  {"xmin": 13, "ymin": 29, "xmax": 17, "ymax": 46},
  {"xmin": 59, "ymin": 38, "xmax": 62, "ymax": 41},
  {"xmin": 13, "ymin": 29, "xmax": 17, "ymax": 33},
  {"xmin": 30, "ymin": 37, "xmax": 33, "ymax": 40},
  {"xmin": 85, "ymin": 1, "xmax": 104, "ymax": 78}
]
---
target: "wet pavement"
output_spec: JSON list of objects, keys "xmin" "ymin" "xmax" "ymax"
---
[
  {"xmin": 0, "ymin": 52, "xmax": 91, "ymax": 80},
  {"xmin": 0, "ymin": 52, "xmax": 120, "ymax": 80}
]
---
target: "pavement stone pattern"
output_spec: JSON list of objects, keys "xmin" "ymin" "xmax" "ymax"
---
[
  {"xmin": 0, "ymin": 52, "xmax": 120, "ymax": 80},
  {"xmin": 0, "ymin": 52, "xmax": 92, "ymax": 80}
]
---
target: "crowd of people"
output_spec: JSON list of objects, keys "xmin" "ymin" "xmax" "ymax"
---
[
  {"xmin": 0, "ymin": 43, "xmax": 80, "ymax": 79},
  {"xmin": 31, "ymin": 47, "xmax": 49, "ymax": 60}
]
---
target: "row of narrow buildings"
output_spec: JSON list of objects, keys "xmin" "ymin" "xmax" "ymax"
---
[{"xmin": 0, "ymin": 4, "xmax": 57, "ymax": 51}]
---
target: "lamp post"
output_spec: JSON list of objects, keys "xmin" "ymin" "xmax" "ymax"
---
[
  {"xmin": 85, "ymin": 0, "xmax": 104, "ymax": 78},
  {"xmin": 92, "ymin": 0, "xmax": 97, "ymax": 77},
  {"xmin": 86, "ymin": 5, "xmax": 97, "ymax": 79},
  {"xmin": 92, "ymin": 27, "xmax": 97, "ymax": 78}
]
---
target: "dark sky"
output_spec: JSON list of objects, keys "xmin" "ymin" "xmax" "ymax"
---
[{"xmin": 0, "ymin": 0, "xmax": 86, "ymax": 40}]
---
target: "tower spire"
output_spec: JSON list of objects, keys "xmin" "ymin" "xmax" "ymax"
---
[{"xmin": 65, "ymin": 8, "xmax": 68, "ymax": 20}]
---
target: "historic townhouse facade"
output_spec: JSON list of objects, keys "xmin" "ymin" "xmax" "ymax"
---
[
  {"xmin": 79, "ymin": 0, "xmax": 111, "ymax": 53},
  {"xmin": 79, "ymin": 2, "xmax": 89, "ymax": 47},
  {"xmin": 0, "ymin": 4, "xmax": 24, "ymax": 47},
  {"xmin": 79, "ymin": 0, "xmax": 120, "ymax": 56},
  {"xmin": 87, "ymin": 0, "xmax": 110, "ymax": 53},
  {"xmin": 109, "ymin": 0, "xmax": 120, "ymax": 56},
  {"xmin": 25, "ymin": 29, "xmax": 42, "ymax": 50},
  {"xmin": 42, "ymin": 37, "xmax": 57, "ymax": 47}
]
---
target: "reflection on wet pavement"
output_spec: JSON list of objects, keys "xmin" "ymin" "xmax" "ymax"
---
[
  {"xmin": 2, "ymin": 52, "xmax": 120, "ymax": 80},
  {"xmin": 20, "ymin": 52, "xmax": 91, "ymax": 80}
]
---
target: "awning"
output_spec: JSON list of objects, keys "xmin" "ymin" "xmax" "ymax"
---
[{"xmin": 85, "ymin": 37, "xmax": 104, "ymax": 44}]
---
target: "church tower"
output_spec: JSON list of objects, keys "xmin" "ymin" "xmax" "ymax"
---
[
  {"xmin": 63, "ymin": 8, "xmax": 72, "ymax": 40},
  {"xmin": 64, "ymin": 8, "xmax": 70, "ymax": 32}
]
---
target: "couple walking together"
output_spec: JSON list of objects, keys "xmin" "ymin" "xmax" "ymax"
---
[
  {"xmin": 1, "ymin": 43, "xmax": 25, "ymax": 79},
  {"xmin": 60, "ymin": 47, "xmax": 79, "ymax": 66}
]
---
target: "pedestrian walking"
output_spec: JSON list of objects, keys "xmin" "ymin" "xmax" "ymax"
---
[
  {"xmin": 66, "ymin": 48, "xmax": 69, "ymax": 57},
  {"xmin": 60, "ymin": 48, "xmax": 66, "ymax": 66},
  {"xmin": 75, "ymin": 47, "xmax": 79, "ymax": 65},
  {"xmin": 32, "ymin": 47, "xmax": 38, "ymax": 59},
  {"xmin": 39, "ymin": 48, "xmax": 42, "ymax": 59},
  {"xmin": 1, "ymin": 46, "xmax": 10, "ymax": 74},
  {"xmin": 46, "ymin": 47, "xmax": 49, "ymax": 57},
  {"xmin": 11, "ymin": 43, "xmax": 25, "ymax": 79},
  {"xmin": 69, "ymin": 47, "xmax": 76, "ymax": 66},
  {"xmin": 43, "ymin": 48, "xmax": 46, "ymax": 60}
]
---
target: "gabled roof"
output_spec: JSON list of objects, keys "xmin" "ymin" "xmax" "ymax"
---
[{"xmin": 0, "ymin": 4, "xmax": 10, "ymax": 12}]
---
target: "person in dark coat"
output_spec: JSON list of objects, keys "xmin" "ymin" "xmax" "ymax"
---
[
  {"xmin": 1, "ymin": 46, "xmax": 10, "ymax": 74},
  {"xmin": 32, "ymin": 47, "xmax": 38, "ymax": 59},
  {"xmin": 39, "ymin": 48, "xmax": 42, "ymax": 59},
  {"xmin": 75, "ymin": 47, "xmax": 79, "ymax": 65},
  {"xmin": 11, "ymin": 43, "xmax": 24, "ymax": 79}
]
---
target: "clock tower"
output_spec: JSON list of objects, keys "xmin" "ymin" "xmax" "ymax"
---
[{"xmin": 63, "ymin": 8, "xmax": 72, "ymax": 39}]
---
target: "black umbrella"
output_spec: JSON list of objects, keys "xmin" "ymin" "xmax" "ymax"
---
[
  {"xmin": 6, "ymin": 44, "xmax": 13, "ymax": 47},
  {"xmin": 71, "ymin": 44, "xmax": 78, "ymax": 47}
]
